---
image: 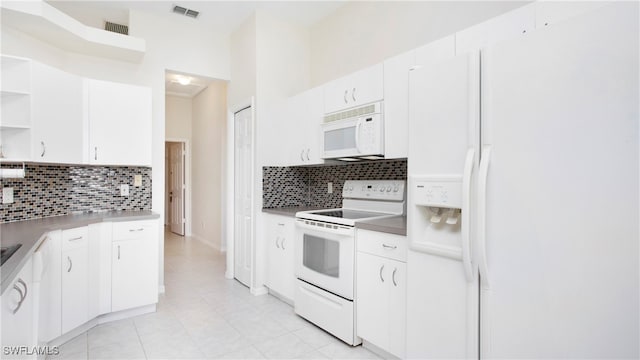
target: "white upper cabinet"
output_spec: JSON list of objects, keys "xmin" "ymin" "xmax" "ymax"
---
[
  {"xmin": 383, "ymin": 50, "xmax": 414, "ymax": 159},
  {"xmin": 534, "ymin": 1, "xmax": 608, "ymax": 29},
  {"xmin": 456, "ymin": 3, "xmax": 536, "ymax": 55},
  {"xmin": 324, "ymin": 63, "xmax": 384, "ymax": 114},
  {"xmin": 31, "ymin": 62, "xmax": 85, "ymax": 164},
  {"xmin": 1, "ymin": 55, "xmax": 32, "ymax": 161},
  {"xmin": 87, "ymin": 79, "xmax": 152, "ymax": 166},
  {"xmin": 289, "ymin": 87, "xmax": 324, "ymax": 166}
]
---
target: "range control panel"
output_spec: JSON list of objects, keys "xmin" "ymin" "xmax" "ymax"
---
[{"xmin": 342, "ymin": 180, "xmax": 405, "ymax": 201}]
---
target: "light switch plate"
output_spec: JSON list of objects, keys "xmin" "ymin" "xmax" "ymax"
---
[
  {"xmin": 134, "ymin": 175, "xmax": 142, "ymax": 187},
  {"xmin": 2, "ymin": 187, "xmax": 14, "ymax": 204},
  {"xmin": 120, "ymin": 184, "xmax": 130, "ymax": 196}
]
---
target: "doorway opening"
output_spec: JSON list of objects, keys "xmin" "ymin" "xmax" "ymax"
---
[{"xmin": 165, "ymin": 141, "xmax": 186, "ymax": 236}]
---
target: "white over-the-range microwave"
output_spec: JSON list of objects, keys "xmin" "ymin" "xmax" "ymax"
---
[{"xmin": 322, "ymin": 102, "xmax": 384, "ymax": 161}]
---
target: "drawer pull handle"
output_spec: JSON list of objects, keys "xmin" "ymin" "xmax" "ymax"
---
[
  {"xmin": 68, "ymin": 236, "xmax": 83, "ymax": 242},
  {"xmin": 129, "ymin": 228, "xmax": 144, "ymax": 232},
  {"xmin": 382, "ymin": 244, "xmax": 397, "ymax": 249},
  {"xmin": 392, "ymin": 268, "xmax": 398, "ymax": 287},
  {"xmin": 67, "ymin": 256, "xmax": 72, "ymax": 273},
  {"xmin": 379, "ymin": 265, "xmax": 385, "ymax": 282}
]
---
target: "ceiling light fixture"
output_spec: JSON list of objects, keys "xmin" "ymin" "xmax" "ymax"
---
[{"xmin": 177, "ymin": 77, "xmax": 191, "ymax": 86}]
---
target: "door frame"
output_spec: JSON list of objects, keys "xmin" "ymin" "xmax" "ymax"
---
[
  {"xmin": 165, "ymin": 138, "xmax": 191, "ymax": 236},
  {"xmin": 225, "ymin": 97, "xmax": 257, "ymax": 288}
]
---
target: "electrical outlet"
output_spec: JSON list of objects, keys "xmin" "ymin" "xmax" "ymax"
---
[
  {"xmin": 134, "ymin": 175, "xmax": 142, "ymax": 187},
  {"xmin": 2, "ymin": 187, "xmax": 14, "ymax": 204},
  {"xmin": 120, "ymin": 184, "xmax": 130, "ymax": 196},
  {"xmin": 328, "ymin": 182, "xmax": 333, "ymax": 194}
]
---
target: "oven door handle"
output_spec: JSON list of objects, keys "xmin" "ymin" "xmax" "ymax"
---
[{"xmin": 295, "ymin": 220, "xmax": 353, "ymax": 237}]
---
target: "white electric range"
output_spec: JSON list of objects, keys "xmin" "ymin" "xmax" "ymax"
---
[{"xmin": 294, "ymin": 180, "xmax": 406, "ymax": 345}]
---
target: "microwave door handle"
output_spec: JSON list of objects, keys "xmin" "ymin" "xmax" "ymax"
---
[{"xmin": 355, "ymin": 118, "xmax": 362, "ymax": 153}]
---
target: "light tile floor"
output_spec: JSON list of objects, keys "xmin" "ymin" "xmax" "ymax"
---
[{"xmin": 49, "ymin": 229, "xmax": 381, "ymax": 359}]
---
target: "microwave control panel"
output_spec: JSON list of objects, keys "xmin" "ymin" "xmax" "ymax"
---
[{"xmin": 343, "ymin": 180, "xmax": 405, "ymax": 201}]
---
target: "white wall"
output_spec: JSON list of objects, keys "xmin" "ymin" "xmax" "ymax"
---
[
  {"xmin": 228, "ymin": 14, "xmax": 257, "ymax": 109},
  {"xmin": 165, "ymin": 95, "xmax": 193, "ymax": 140},
  {"xmin": 1, "ymin": 8, "xmax": 231, "ymax": 290},
  {"xmin": 192, "ymin": 81, "xmax": 228, "ymax": 251},
  {"xmin": 309, "ymin": 1, "xmax": 527, "ymax": 85}
]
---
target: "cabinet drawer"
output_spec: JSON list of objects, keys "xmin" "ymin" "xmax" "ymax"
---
[
  {"xmin": 112, "ymin": 220, "xmax": 156, "ymax": 241},
  {"xmin": 356, "ymin": 229, "xmax": 407, "ymax": 262},
  {"xmin": 61, "ymin": 227, "xmax": 88, "ymax": 251}
]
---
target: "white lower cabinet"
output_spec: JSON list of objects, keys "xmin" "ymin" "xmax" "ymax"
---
[
  {"xmin": 35, "ymin": 231, "xmax": 62, "ymax": 344},
  {"xmin": 264, "ymin": 213, "xmax": 295, "ymax": 301},
  {"xmin": 111, "ymin": 220, "xmax": 158, "ymax": 312},
  {"xmin": 356, "ymin": 230, "xmax": 407, "ymax": 358},
  {"xmin": 1, "ymin": 256, "xmax": 35, "ymax": 359},
  {"xmin": 61, "ymin": 227, "xmax": 89, "ymax": 334}
]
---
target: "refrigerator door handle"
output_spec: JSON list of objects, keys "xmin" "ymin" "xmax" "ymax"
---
[
  {"xmin": 461, "ymin": 147, "xmax": 475, "ymax": 282},
  {"xmin": 478, "ymin": 145, "xmax": 492, "ymax": 289}
]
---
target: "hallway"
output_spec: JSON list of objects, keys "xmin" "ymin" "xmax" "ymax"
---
[{"xmin": 51, "ymin": 230, "xmax": 380, "ymax": 359}]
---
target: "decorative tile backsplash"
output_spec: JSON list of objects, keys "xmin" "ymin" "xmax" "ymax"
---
[
  {"xmin": 263, "ymin": 159, "xmax": 407, "ymax": 209},
  {"xmin": 0, "ymin": 164, "xmax": 152, "ymax": 223}
]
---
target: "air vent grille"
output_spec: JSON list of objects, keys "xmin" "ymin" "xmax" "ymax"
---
[
  {"xmin": 172, "ymin": 4, "xmax": 199, "ymax": 19},
  {"xmin": 324, "ymin": 104, "xmax": 377, "ymax": 123},
  {"xmin": 104, "ymin": 21, "xmax": 128, "ymax": 35}
]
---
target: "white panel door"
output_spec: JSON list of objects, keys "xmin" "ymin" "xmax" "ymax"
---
[
  {"xmin": 87, "ymin": 79, "xmax": 152, "ymax": 166},
  {"xmin": 31, "ymin": 62, "xmax": 85, "ymax": 164},
  {"xmin": 479, "ymin": 4, "xmax": 639, "ymax": 358},
  {"xmin": 407, "ymin": 51, "xmax": 480, "ymax": 359},
  {"xmin": 168, "ymin": 142, "xmax": 185, "ymax": 235},
  {"xmin": 234, "ymin": 106, "xmax": 253, "ymax": 287}
]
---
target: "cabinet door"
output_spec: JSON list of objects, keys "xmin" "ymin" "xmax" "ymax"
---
[
  {"xmin": 356, "ymin": 252, "xmax": 389, "ymax": 350},
  {"xmin": 350, "ymin": 63, "xmax": 384, "ymax": 108},
  {"xmin": 279, "ymin": 219, "xmax": 295, "ymax": 300},
  {"xmin": 303, "ymin": 87, "xmax": 324, "ymax": 165},
  {"xmin": 87, "ymin": 79, "xmax": 152, "ymax": 166},
  {"xmin": 31, "ymin": 62, "xmax": 85, "ymax": 164},
  {"xmin": 383, "ymin": 50, "xmax": 414, "ymax": 159},
  {"xmin": 265, "ymin": 214, "xmax": 295, "ymax": 301},
  {"xmin": 323, "ymin": 64, "xmax": 384, "ymax": 114},
  {"xmin": 387, "ymin": 261, "xmax": 407, "ymax": 358},
  {"xmin": 37, "ymin": 231, "xmax": 62, "ymax": 343},
  {"xmin": 112, "ymin": 234, "xmax": 158, "ymax": 312},
  {"xmin": 534, "ymin": 1, "xmax": 607, "ymax": 29},
  {"xmin": 1, "ymin": 257, "xmax": 35, "ymax": 359},
  {"xmin": 61, "ymin": 246, "xmax": 89, "ymax": 334}
]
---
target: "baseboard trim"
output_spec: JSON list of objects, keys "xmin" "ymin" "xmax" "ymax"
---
[{"xmin": 250, "ymin": 285, "xmax": 269, "ymax": 296}]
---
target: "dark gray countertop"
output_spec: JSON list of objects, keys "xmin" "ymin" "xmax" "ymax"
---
[
  {"xmin": 355, "ymin": 215, "xmax": 407, "ymax": 236},
  {"xmin": 262, "ymin": 206, "xmax": 326, "ymax": 217},
  {"xmin": 1, "ymin": 210, "xmax": 159, "ymax": 294}
]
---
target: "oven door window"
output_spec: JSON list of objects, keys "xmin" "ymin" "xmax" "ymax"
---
[
  {"xmin": 303, "ymin": 234, "xmax": 340, "ymax": 278},
  {"xmin": 324, "ymin": 126, "xmax": 356, "ymax": 151}
]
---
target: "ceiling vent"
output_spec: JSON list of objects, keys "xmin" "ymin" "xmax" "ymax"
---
[
  {"xmin": 104, "ymin": 21, "xmax": 128, "ymax": 35},
  {"xmin": 172, "ymin": 4, "xmax": 199, "ymax": 19}
]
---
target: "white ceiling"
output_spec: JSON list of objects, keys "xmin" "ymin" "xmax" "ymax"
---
[
  {"xmin": 47, "ymin": 1, "xmax": 346, "ymax": 35},
  {"xmin": 165, "ymin": 71, "xmax": 215, "ymax": 98}
]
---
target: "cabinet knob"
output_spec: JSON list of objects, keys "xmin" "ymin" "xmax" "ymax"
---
[
  {"xmin": 11, "ymin": 278, "xmax": 27, "ymax": 314},
  {"xmin": 379, "ymin": 265, "xmax": 385, "ymax": 283},
  {"xmin": 344, "ymin": 89, "xmax": 348, "ymax": 104},
  {"xmin": 306, "ymin": 149, "xmax": 310, "ymax": 161},
  {"xmin": 281, "ymin": 238, "xmax": 286, "ymax": 250},
  {"xmin": 95, "ymin": 146, "xmax": 98, "ymax": 161},
  {"xmin": 276, "ymin": 237, "xmax": 281, "ymax": 249},
  {"xmin": 40, "ymin": 141, "xmax": 46, "ymax": 158},
  {"xmin": 352, "ymin": 87, "xmax": 356, "ymax": 102},
  {"xmin": 300, "ymin": 150, "xmax": 305, "ymax": 161},
  {"xmin": 67, "ymin": 256, "xmax": 73, "ymax": 273},
  {"xmin": 392, "ymin": 268, "xmax": 398, "ymax": 287}
]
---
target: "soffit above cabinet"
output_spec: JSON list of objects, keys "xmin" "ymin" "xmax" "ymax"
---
[{"xmin": 1, "ymin": 1, "xmax": 146, "ymax": 63}]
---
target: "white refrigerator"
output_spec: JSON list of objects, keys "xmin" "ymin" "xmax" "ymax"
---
[{"xmin": 407, "ymin": 3, "xmax": 639, "ymax": 359}]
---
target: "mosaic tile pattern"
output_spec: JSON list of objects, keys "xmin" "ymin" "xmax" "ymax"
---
[
  {"xmin": 262, "ymin": 159, "xmax": 407, "ymax": 209},
  {"xmin": 0, "ymin": 164, "xmax": 152, "ymax": 223}
]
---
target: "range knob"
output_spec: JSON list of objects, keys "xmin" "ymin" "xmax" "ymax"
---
[
  {"xmin": 386, "ymin": 186, "xmax": 392, "ymax": 192},
  {"xmin": 379, "ymin": 187, "xmax": 385, "ymax": 192},
  {"xmin": 393, "ymin": 185, "xmax": 399, "ymax": 192},
  {"xmin": 349, "ymin": 186, "xmax": 354, "ymax": 191}
]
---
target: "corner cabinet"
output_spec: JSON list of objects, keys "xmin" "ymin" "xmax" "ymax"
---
[
  {"xmin": 356, "ymin": 229, "xmax": 407, "ymax": 358},
  {"xmin": 1, "ymin": 256, "xmax": 35, "ymax": 359},
  {"xmin": 87, "ymin": 79, "xmax": 152, "ymax": 166},
  {"xmin": 264, "ymin": 213, "xmax": 296, "ymax": 301},
  {"xmin": 111, "ymin": 220, "xmax": 159, "ymax": 312}
]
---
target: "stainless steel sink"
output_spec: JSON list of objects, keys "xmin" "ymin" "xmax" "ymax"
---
[{"xmin": 0, "ymin": 244, "xmax": 21, "ymax": 266}]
